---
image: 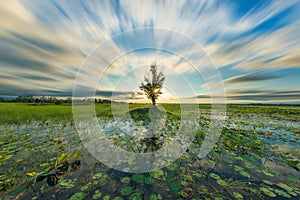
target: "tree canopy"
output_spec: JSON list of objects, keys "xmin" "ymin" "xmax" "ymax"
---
[{"xmin": 140, "ymin": 63, "xmax": 165, "ymax": 105}]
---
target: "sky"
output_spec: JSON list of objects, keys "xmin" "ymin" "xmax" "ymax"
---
[{"xmin": 1, "ymin": 0, "xmax": 300, "ymax": 104}]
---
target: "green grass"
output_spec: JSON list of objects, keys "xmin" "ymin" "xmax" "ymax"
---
[
  {"xmin": 0, "ymin": 103, "xmax": 299, "ymax": 125},
  {"xmin": 0, "ymin": 103, "xmax": 181, "ymax": 125},
  {"xmin": 0, "ymin": 103, "xmax": 73, "ymax": 124}
]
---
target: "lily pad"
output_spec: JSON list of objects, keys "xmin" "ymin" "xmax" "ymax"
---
[
  {"xmin": 56, "ymin": 153, "xmax": 70, "ymax": 164},
  {"xmin": 277, "ymin": 183, "xmax": 293, "ymax": 192},
  {"xmin": 150, "ymin": 169, "xmax": 164, "ymax": 179},
  {"xmin": 181, "ymin": 181, "xmax": 188, "ymax": 187},
  {"xmin": 57, "ymin": 179, "xmax": 75, "ymax": 189},
  {"xmin": 70, "ymin": 192, "xmax": 86, "ymax": 200},
  {"xmin": 273, "ymin": 188, "xmax": 291, "ymax": 198},
  {"xmin": 120, "ymin": 186, "xmax": 132, "ymax": 195},
  {"xmin": 232, "ymin": 191, "xmax": 243, "ymax": 200},
  {"xmin": 261, "ymin": 169, "xmax": 274, "ymax": 177},
  {"xmin": 113, "ymin": 197, "xmax": 123, "ymax": 200},
  {"xmin": 129, "ymin": 193, "xmax": 142, "ymax": 200},
  {"xmin": 80, "ymin": 183, "xmax": 91, "ymax": 191},
  {"xmin": 9, "ymin": 187, "xmax": 25, "ymax": 196},
  {"xmin": 121, "ymin": 177, "xmax": 130, "ymax": 184},
  {"xmin": 195, "ymin": 172, "xmax": 203, "ymax": 178},
  {"xmin": 287, "ymin": 160, "xmax": 300, "ymax": 170},
  {"xmin": 262, "ymin": 180, "xmax": 272, "ymax": 185},
  {"xmin": 260, "ymin": 187, "xmax": 276, "ymax": 197},
  {"xmin": 239, "ymin": 171, "xmax": 250, "ymax": 178},
  {"xmin": 209, "ymin": 173, "xmax": 220, "ymax": 180},
  {"xmin": 149, "ymin": 194, "xmax": 162, "ymax": 200},
  {"xmin": 132, "ymin": 174, "xmax": 145, "ymax": 183},
  {"xmin": 234, "ymin": 166, "xmax": 244, "ymax": 172},
  {"xmin": 36, "ymin": 171, "xmax": 49, "ymax": 182},
  {"xmin": 286, "ymin": 175, "xmax": 300, "ymax": 183},
  {"xmin": 92, "ymin": 189, "xmax": 102, "ymax": 199},
  {"xmin": 26, "ymin": 172, "xmax": 37, "ymax": 177},
  {"xmin": 0, "ymin": 155, "xmax": 12, "ymax": 162},
  {"xmin": 93, "ymin": 172, "xmax": 108, "ymax": 181},
  {"xmin": 145, "ymin": 177, "xmax": 154, "ymax": 185},
  {"xmin": 169, "ymin": 181, "xmax": 180, "ymax": 192},
  {"xmin": 216, "ymin": 179, "xmax": 227, "ymax": 187}
]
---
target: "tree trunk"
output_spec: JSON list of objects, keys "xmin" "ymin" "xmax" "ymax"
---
[{"xmin": 151, "ymin": 97, "xmax": 156, "ymax": 105}]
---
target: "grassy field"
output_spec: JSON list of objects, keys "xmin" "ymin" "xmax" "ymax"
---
[
  {"xmin": 0, "ymin": 103, "xmax": 299, "ymax": 199},
  {"xmin": 0, "ymin": 102, "xmax": 299, "ymax": 124}
]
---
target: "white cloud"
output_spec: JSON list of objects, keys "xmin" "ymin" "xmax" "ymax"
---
[{"xmin": 0, "ymin": 0, "xmax": 299, "ymax": 103}]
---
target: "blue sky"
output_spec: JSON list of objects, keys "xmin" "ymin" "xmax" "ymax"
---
[{"xmin": 0, "ymin": 0, "xmax": 300, "ymax": 103}]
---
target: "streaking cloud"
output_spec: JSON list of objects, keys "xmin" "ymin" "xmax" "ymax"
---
[{"xmin": 0, "ymin": 0, "xmax": 300, "ymax": 103}]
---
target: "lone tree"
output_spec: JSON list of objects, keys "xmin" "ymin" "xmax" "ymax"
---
[{"xmin": 140, "ymin": 63, "xmax": 165, "ymax": 105}]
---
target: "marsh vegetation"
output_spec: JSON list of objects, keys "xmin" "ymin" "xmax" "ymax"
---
[{"xmin": 0, "ymin": 103, "xmax": 299, "ymax": 199}]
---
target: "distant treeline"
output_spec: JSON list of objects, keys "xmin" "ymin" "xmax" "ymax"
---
[{"xmin": 0, "ymin": 96, "xmax": 112, "ymax": 104}]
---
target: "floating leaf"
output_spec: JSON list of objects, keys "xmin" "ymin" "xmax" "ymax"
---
[
  {"xmin": 145, "ymin": 177, "xmax": 154, "ymax": 185},
  {"xmin": 57, "ymin": 179, "xmax": 75, "ymax": 189},
  {"xmin": 234, "ymin": 166, "xmax": 244, "ymax": 172},
  {"xmin": 113, "ymin": 197, "xmax": 123, "ymax": 200},
  {"xmin": 36, "ymin": 171, "xmax": 48, "ymax": 182},
  {"xmin": 214, "ymin": 197, "xmax": 224, "ymax": 200},
  {"xmin": 121, "ymin": 177, "xmax": 130, "ymax": 184},
  {"xmin": 56, "ymin": 162, "xmax": 69, "ymax": 175},
  {"xmin": 150, "ymin": 169, "xmax": 164, "ymax": 179},
  {"xmin": 178, "ymin": 190, "xmax": 188, "ymax": 198},
  {"xmin": 120, "ymin": 186, "xmax": 132, "ymax": 195},
  {"xmin": 0, "ymin": 155, "xmax": 12, "ymax": 162},
  {"xmin": 9, "ymin": 187, "xmax": 25, "ymax": 196},
  {"xmin": 239, "ymin": 171, "xmax": 250, "ymax": 178},
  {"xmin": 56, "ymin": 153, "xmax": 70, "ymax": 165},
  {"xmin": 244, "ymin": 161, "xmax": 255, "ymax": 169},
  {"xmin": 195, "ymin": 172, "xmax": 202, "ymax": 178},
  {"xmin": 169, "ymin": 181, "xmax": 180, "ymax": 192},
  {"xmin": 72, "ymin": 150, "xmax": 82, "ymax": 160},
  {"xmin": 165, "ymin": 173, "xmax": 175, "ymax": 182},
  {"xmin": 233, "ymin": 191, "xmax": 243, "ymax": 200},
  {"xmin": 273, "ymin": 188, "xmax": 291, "ymax": 198},
  {"xmin": 261, "ymin": 169, "xmax": 274, "ymax": 177},
  {"xmin": 93, "ymin": 172, "xmax": 108, "ymax": 181},
  {"xmin": 93, "ymin": 180, "xmax": 99, "ymax": 185},
  {"xmin": 129, "ymin": 193, "xmax": 142, "ymax": 200},
  {"xmin": 103, "ymin": 195, "xmax": 111, "ymax": 200},
  {"xmin": 181, "ymin": 181, "xmax": 188, "ymax": 187},
  {"xmin": 262, "ymin": 180, "xmax": 272, "ymax": 185},
  {"xmin": 286, "ymin": 175, "xmax": 300, "ymax": 183},
  {"xmin": 249, "ymin": 187, "xmax": 259, "ymax": 194},
  {"xmin": 132, "ymin": 174, "xmax": 145, "ymax": 183},
  {"xmin": 277, "ymin": 183, "xmax": 293, "ymax": 192},
  {"xmin": 209, "ymin": 173, "xmax": 220, "ymax": 180},
  {"xmin": 286, "ymin": 190, "xmax": 297, "ymax": 196},
  {"xmin": 216, "ymin": 179, "xmax": 227, "ymax": 187},
  {"xmin": 80, "ymin": 183, "xmax": 90, "ymax": 191},
  {"xmin": 92, "ymin": 189, "xmax": 102, "ymax": 200},
  {"xmin": 26, "ymin": 172, "xmax": 37, "ymax": 177},
  {"xmin": 287, "ymin": 160, "xmax": 300, "ymax": 170},
  {"xmin": 149, "ymin": 194, "xmax": 162, "ymax": 200},
  {"xmin": 70, "ymin": 192, "xmax": 86, "ymax": 200},
  {"xmin": 260, "ymin": 187, "xmax": 276, "ymax": 197}
]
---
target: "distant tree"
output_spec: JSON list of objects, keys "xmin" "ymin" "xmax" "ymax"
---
[
  {"xmin": 140, "ymin": 63, "xmax": 165, "ymax": 105},
  {"xmin": 65, "ymin": 97, "xmax": 72, "ymax": 103},
  {"xmin": 28, "ymin": 96, "xmax": 34, "ymax": 103},
  {"xmin": 0, "ymin": 97, "xmax": 4, "ymax": 102}
]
